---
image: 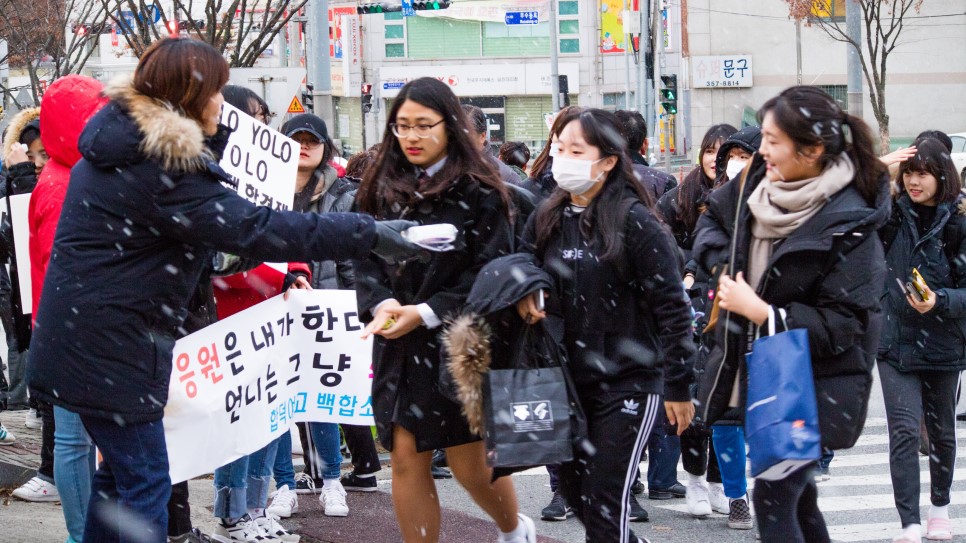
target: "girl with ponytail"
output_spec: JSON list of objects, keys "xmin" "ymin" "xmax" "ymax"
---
[{"xmin": 692, "ymin": 86, "xmax": 891, "ymax": 543}]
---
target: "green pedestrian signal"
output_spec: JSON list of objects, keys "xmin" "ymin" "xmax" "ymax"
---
[{"xmin": 660, "ymin": 74, "xmax": 678, "ymax": 115}]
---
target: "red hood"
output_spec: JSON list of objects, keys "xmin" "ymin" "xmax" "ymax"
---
[{"xmin": 39, "ymin": 75, "xmax": 108, "ymax": 170}]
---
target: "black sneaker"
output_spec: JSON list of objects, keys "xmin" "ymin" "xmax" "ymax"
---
[
  {"xmin": 631, "ymin": 478, "xmax": 645, "ymax": 496},
  {"xmin": 430, "ymin": 464, "xmax": 452, "ymax": 479},
  {"xmin": 432, "ymin": 449, "xmax": 448, "ymax": 468},
  {"xmin": 340, "ymin": 471, "xmax": 378, "ymax": 492},
  {"xmin": 648, "ymin": 482, "xmax": 686, "ymax": 500},
  {"xmin": 727, "ymin": 497, "xmax": 754, "ymax": 530},
  {"xmin": 294, "ymin": 472, "xmax": 323, "ymax": 494},
  {"xmin": 957, "ymin": 412, "xmax": 966, "ymax": 422},
  {"xmin": 629, "ymin": 494, "xmax": 649, "ymax": 522},
  {"xmin": 540, "ymin": 490, "xmax": 574, "ymax": 521}
]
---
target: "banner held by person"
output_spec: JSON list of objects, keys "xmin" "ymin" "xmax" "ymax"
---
[
  {"xmin": 8, "ymin": 193, "xmax": 31, "ymax": 314},
  {"xmin": 164, "ymin": 289, "xmax": 373, "ymax": 483}
]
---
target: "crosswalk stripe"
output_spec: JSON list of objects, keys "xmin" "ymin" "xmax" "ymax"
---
[
  {"xmin": 657, "ymin": 490, "xmax": 966, "ymax": 515},
  {"xmin": 827, "ymin": 518, "xmax": 966, "ymax": 542}
]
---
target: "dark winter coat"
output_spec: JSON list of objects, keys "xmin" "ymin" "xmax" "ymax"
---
[
  {"xmin": 353, "ymin": 175, "xmax": 513, "ymax": 451},
  {"xmin": 26, "ymin": 78, "xmax": 377, "ymax": 423},
  {"xmin": 877, "ymin": 194, "xmax": 966, "ymax": 371},
  {"xmin": 631, "ymin": 164, "xmax": 677, "ymax": 204},
  {"xmin": 523, "ymin": 167, "xmax": 556, "ymax": 205},
  {"xmin": 692, "ymin": 162, "xmax": 890, "ymax": 450},
  {"xmin": 305, "ymin": 167, "xmax": 358, "ymax": 289},
  {"xmin": 521, "ymin": 188, "xmax": 696, "ymax": 401}
]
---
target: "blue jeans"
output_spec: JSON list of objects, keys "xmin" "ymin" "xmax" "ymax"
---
[
  {"xmin": 272, "ymin": 430, "xmax": 297, "ymax": 490},
  {"xmin": 246, "ymin": 437, "xmax": 282, "ymax": 510},
  {"xmin": 711, "ymin": 425, "xmax": 748, "ymax": 499},
  {"xmin": 306, "ymin": 422, "xmax": 342, "ymax": 480},
  {"xmin": 214, "ymin": 455, "xmax": 249, "ymax": 520},
  {"xmin": 646, "ymin": 410, "xmax": 681, "ymax": 489},
  {"xmin": 54, "ymin": 407, "xmax": 95, "ymax": 543},
  {"xmin": 80, "ymin": 415, "xmax": 170, "ymax": 543}
]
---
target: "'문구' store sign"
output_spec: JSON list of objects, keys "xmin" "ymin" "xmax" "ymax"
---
[{"xmin": 692, "ymin": 55, "xmax": 753, "ymax": 88}]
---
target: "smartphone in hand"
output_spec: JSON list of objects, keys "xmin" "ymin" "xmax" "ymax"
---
[
  {"xmin": 536, "ymin": 289, "xmax": 546, "ymax": 312},
  {"xmin": 911, "ymin": 268, "xmax": 929, "ymax": 302}
]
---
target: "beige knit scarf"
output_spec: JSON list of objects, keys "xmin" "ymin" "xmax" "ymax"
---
[{"xmin": 746, "ymin": 154, "xmax": 855, "ymax": 289}]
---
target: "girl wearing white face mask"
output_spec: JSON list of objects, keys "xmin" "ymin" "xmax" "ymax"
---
[
  {"xmin": 516, "ymin": 108, "xmax": 697, "ymax": 543},
  {"xmin": 523, "ymin": 106, "xmax": 584, "ymax": 205}
]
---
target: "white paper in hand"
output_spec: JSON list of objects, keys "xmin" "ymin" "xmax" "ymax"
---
[{"xmin": 402, "ymin": 224, "xmax": 458, "ymax": 252}]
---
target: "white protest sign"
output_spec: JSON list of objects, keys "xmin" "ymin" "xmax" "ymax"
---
[
  {"xmin": 8, "ymin": 193, "xmax": 31, "ymax": 314},
  {"xmin": 163, "ymin": 289, "xmax": 374, "ymax": 484},
  {"xmin": 219, "ymin": 102, "xmax": 298, "ymax": 212},
  {"xmin": 219, "ymin": 102, "xmax": 299, "ymax": 273}
]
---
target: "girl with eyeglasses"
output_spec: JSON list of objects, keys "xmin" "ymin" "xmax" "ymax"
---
[{"xmin": 352, "ymin": 77, "xmax": 535, "ymax": 543}]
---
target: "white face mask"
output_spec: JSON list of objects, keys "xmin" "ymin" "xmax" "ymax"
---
[
  {"xmin": 552, "ymin": 156, "xmax": 604, "ymax": 195},
  {"xmin": 725, "ymin": 159, "xmax": 748, "ymax": 180}
]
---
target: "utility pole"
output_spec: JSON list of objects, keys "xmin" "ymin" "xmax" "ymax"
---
[
  {"xmin": 549, "ymin": 0, "xmax": 560, "ymax": 112},
  {"xmin": 845, "ymin": 0, "xmax": 863, "ymax": 117},
  {"xmin": 306, "ymin": 0, "xmax": 334, "ymax": 128},
  {"xmin": 795, "ymin": 19, "xmax": 802, "ymax": 85},
  {"xmin": 623, "ymin": 0, "xmax": 631, "ymax": 108}
]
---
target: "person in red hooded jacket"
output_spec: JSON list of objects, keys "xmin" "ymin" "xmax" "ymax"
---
[{"xmin": 22, "ymin": 75, "xmax": 107, "ymax": 543}]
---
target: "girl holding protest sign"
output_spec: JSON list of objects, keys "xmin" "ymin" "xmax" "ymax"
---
[
  {"xmin": 25, "ymin": 38, "xmax": 420, "ymax": 543},
  {"xmin": 353, "ymin": 77, "xmax": 535, "ymax": 543}
]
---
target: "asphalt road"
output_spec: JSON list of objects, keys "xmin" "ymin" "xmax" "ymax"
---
[{"xmin": 4, "ymin": 368, "xmax": 966, "ymax": 542}]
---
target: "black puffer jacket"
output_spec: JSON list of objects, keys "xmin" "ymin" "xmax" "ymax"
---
[
  {"xmin": 26, "ymin": 78, "xmax": 377, "ymax": 423},
  {"xmin": 692, "ymin": 162, "xmax": 890, "ymax": 450},
  {"xmin": 878, "ymin": 194, "xmax": 966, "ymax": 370},
  {"xmin": 522, "ymin": 188, "xmax": 695, "ymax": 401},
  {"xmin": 305, "ymin": 168, "xmax": 359, "ymax": 289}
]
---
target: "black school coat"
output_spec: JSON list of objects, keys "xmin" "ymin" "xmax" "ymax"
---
[{"xmin": 352, "ymin": 175, "xmax": 513, "ymax": 451}]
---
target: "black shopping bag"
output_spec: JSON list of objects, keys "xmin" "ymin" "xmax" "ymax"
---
[
  {"xmin": 484, "ymin": 366, "xmax": 573, "ymax": 467},
  {"xmin": 483, "ymin": 323, "xmax": 581, "ymax": 469}
]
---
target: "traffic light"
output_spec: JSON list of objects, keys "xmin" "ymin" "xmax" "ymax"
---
[
  {"xmin": 660, "ymin": 74, "xmax": 678, "ymax": 115},
  {"xmin": 356, "ymin": 3, "xmax": 402, "ymax": 14},
  {"xmin": 302, "ymin": 83, "xmax": 315, "ymax": 113},
  {"xmin": 361, "ymin": 83, "xmax": 373, "ymax": 114},
  {"xmin": 413, "ymin": 0, "xmax": 451, "ymax": 9}
]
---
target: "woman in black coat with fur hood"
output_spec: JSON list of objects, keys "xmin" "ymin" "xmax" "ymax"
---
[{"xmin": 692, "ymin": 86, "xmax": 890, "ymax": 543}]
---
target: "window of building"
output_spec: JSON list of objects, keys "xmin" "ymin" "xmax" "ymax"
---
[
  {"xmin": 602, "ymin": 92, "xmax": 638, "ymax": 111},
  {"xmin": 811, "ymin": 0, "xmax": 846, "ymax": 21},
  {"xmin": 559, "ymin": 0, "xmax": 579, "ymax": 15},
  {"xmin": 815, "ymin": 84, "xmax": 847, "ymax": 111},
  {"xmin": 557, "ymin": 0, "xmax": 580, "ymax": 54},
  {"xmin": 384, "ymin": 11, "xmax": 407, "ymax": 58}
]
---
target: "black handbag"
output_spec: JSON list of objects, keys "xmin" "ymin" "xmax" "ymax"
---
[{"xmin": 483, "ymin": 322, "xmax": 586, "ymax": 469}]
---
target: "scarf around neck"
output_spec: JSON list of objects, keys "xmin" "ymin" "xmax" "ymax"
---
[{"xmin": 745, "ymin": 153, "xmax": 855, "ymax": 289}]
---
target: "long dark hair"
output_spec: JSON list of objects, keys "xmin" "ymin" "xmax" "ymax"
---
[
  {"xmin": 896, "ymin": 137, "xmax": 961, "ymax": 205},
  {"xmin": 758, "ymin": 86, "xmax": 885, "ymax": 205},
  {"xmin": 529, "ymin": 106, "xmax": 584, "ymax": 182},
  {"xmin": 356, "ymin": 78, "xmax": 508, "ymax": 217},
  {"xmin": 533, "ymin": 109, "xmax": 651, "ymax": 262},
  {"xmin": 676, "ymin": 124, "xmax": 736, "ymax": 234}
]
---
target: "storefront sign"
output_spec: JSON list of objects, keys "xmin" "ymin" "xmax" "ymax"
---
[{"xmin": 692, "ymin": 55, "xmax": 753, "ymax": 88}]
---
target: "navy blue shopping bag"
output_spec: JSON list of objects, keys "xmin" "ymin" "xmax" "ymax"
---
[{"xmin": 745, "ymin": 307, "xmax": 821, "ymax": 480}]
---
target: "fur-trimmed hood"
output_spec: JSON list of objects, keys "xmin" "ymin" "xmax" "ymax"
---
[
  {"xmin": 80, "ymin": 76, "xmax": 213, "ymax": 173},
  {"xmin": 441, "ymin": 314, "xmax": 492, "ymax": 435},
  {"xmin": 3, "ymin": 107, "xmax": 40, "ymax": 162}
]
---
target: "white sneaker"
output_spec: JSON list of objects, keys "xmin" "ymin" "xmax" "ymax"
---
[
  {"xmin": 686, "ymin": 479, "xmax": 712, "ymax": 517},
  {"xmin": 267, "ymin": 485, "xmax": 299, "ymax": 518},
  {"xmin": 708, "ymin": 482, "xmax": 729, "ymax": 514},
  {"xmin": 498, "ymin": 513, "xmax": 536, "ymax": 543},
  {"xmin": 254, "ymin": 514, "xmax": 300, "ymax": 542},
  {"xmin": 0, "ymin": 422, "xmax": 15, "ymax": 445},
  {"xmin": 12, "ymin": 476, "xmax": 60, "ymax": 502},
  {"xmin": 211, "ymin": 515, "xmax": 279, "ymax": 542},
  {"xmin": 24, "ymin": 408, "xmax": 42, "ymax": 429},
  {"xmin": 320, "ymin": 480, "xmax": 349, "ymax": 517}
]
